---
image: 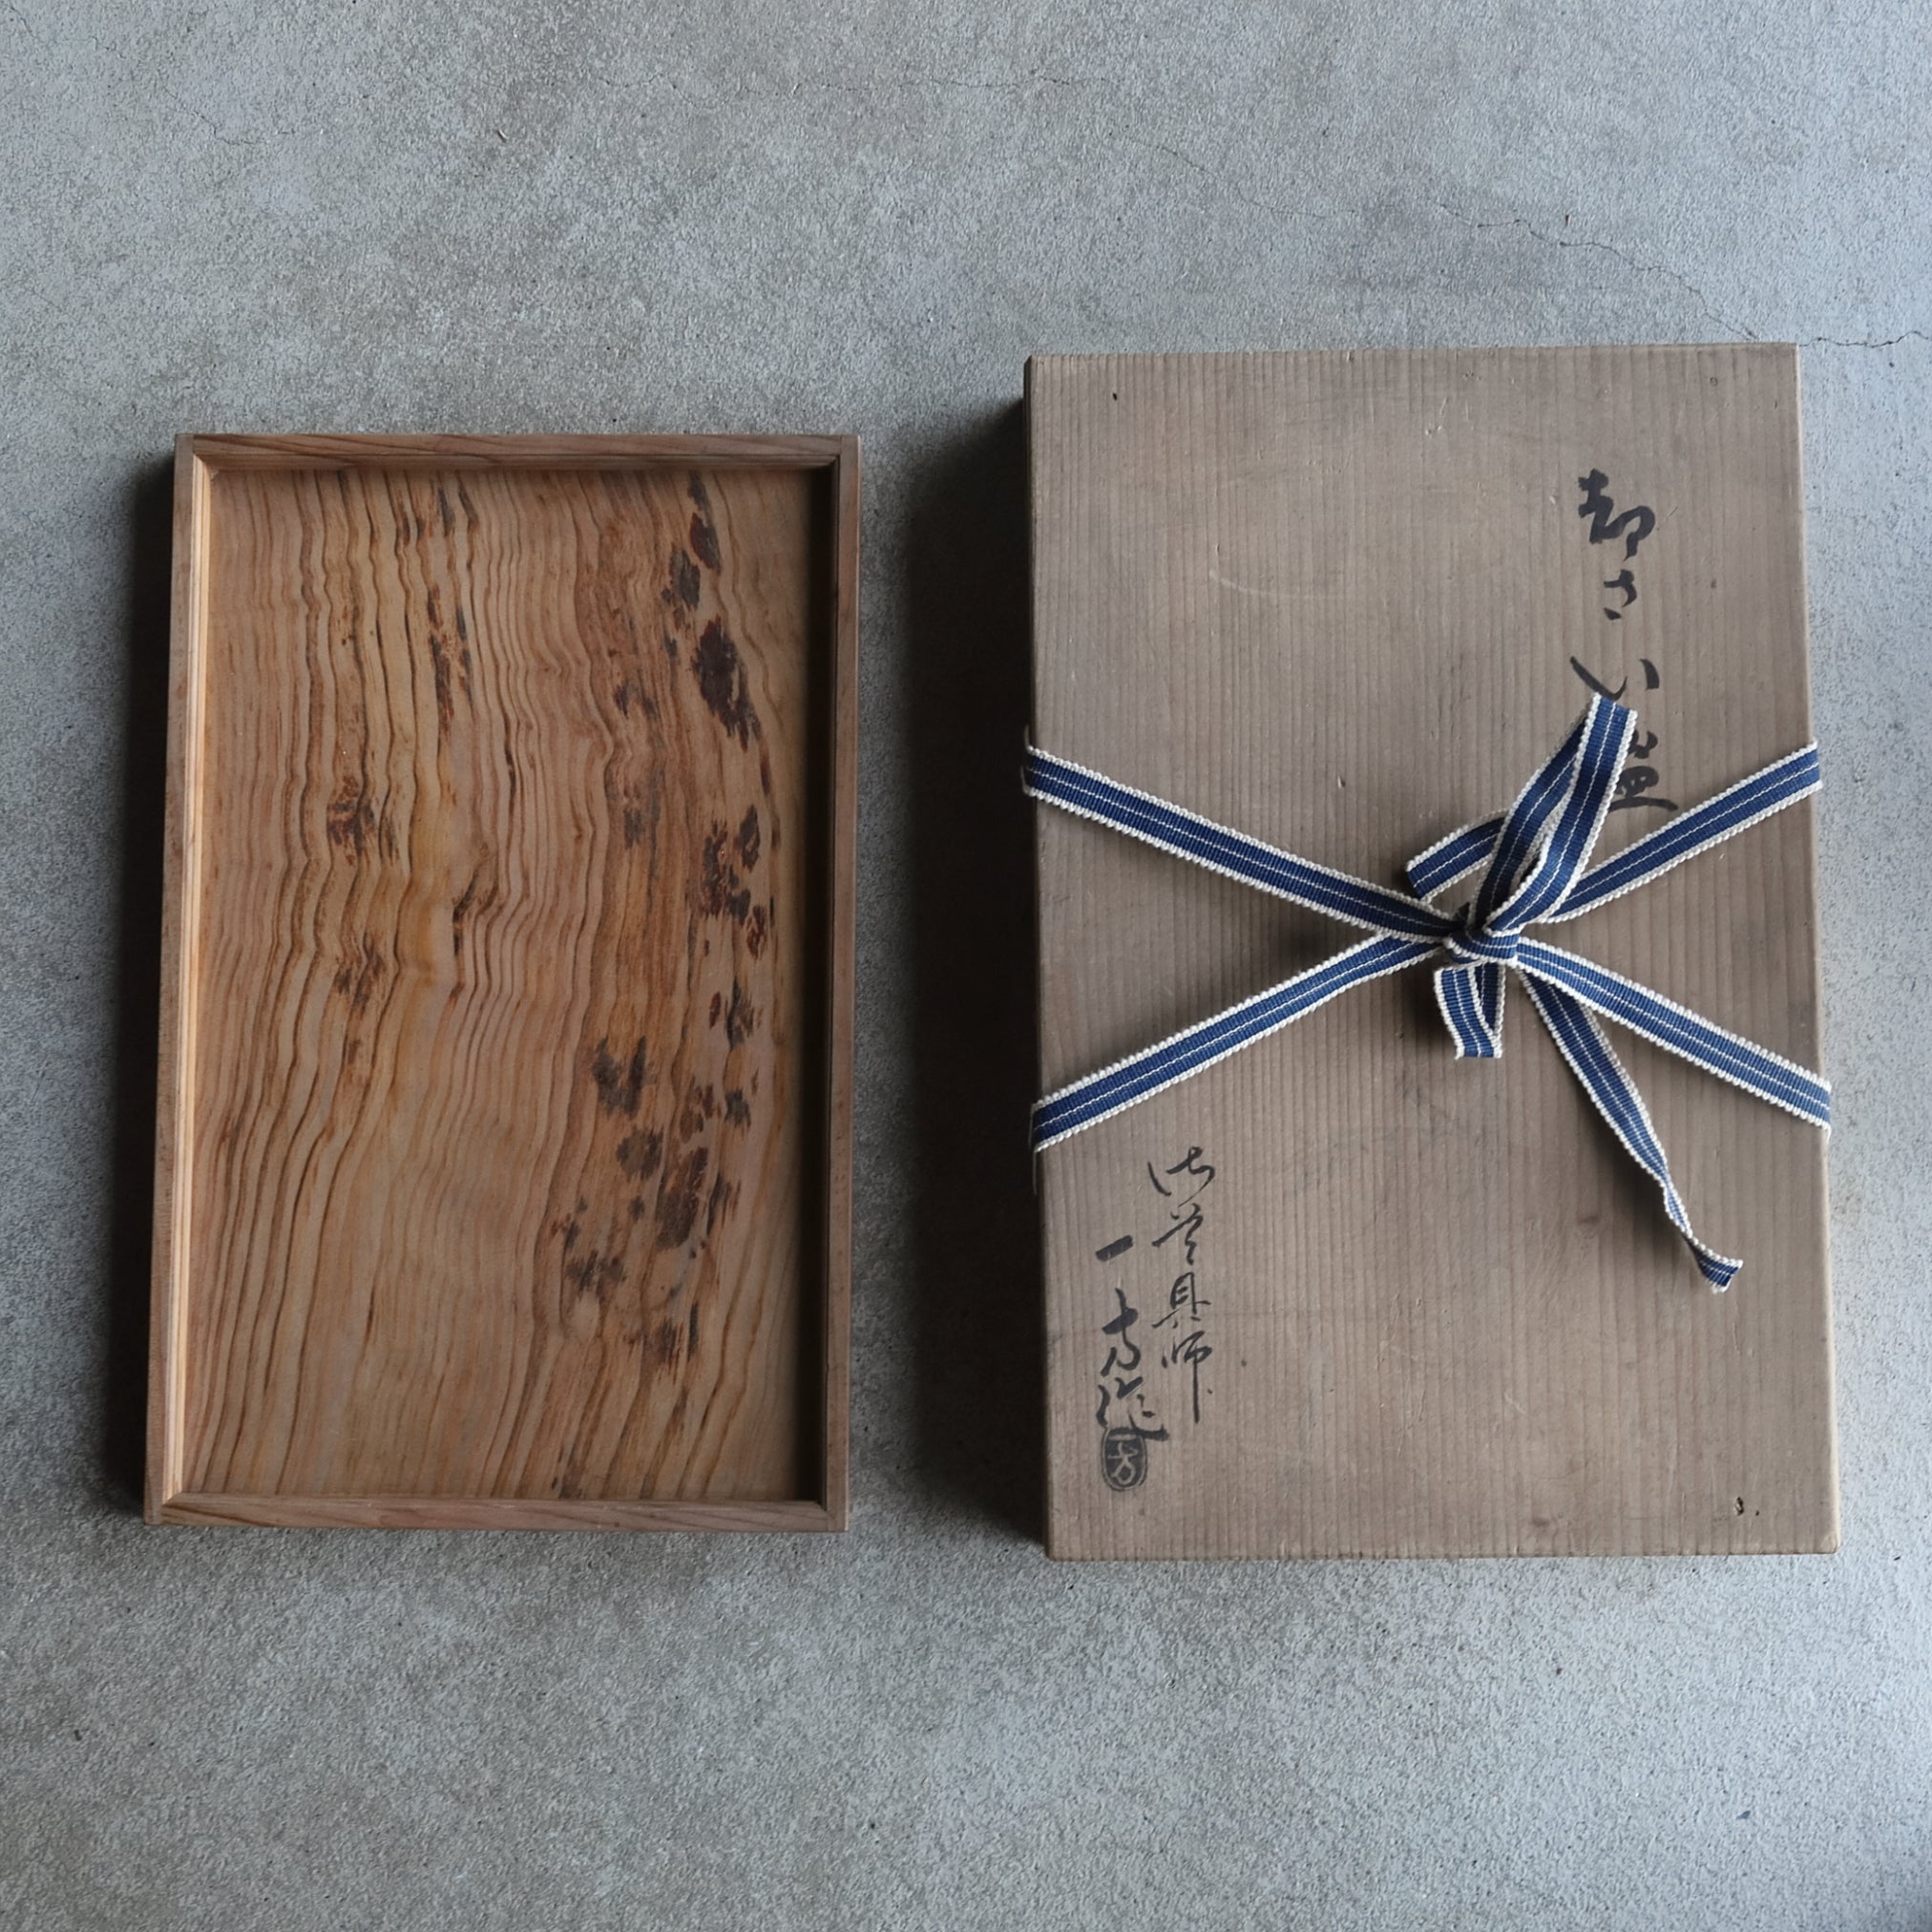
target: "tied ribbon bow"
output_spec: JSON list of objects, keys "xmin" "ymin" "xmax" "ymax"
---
[{"xmin": 1025, "ymin": 694, "xmax": 1829, "ymax": 1290}]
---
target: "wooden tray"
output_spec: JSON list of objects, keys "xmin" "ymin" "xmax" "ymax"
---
[{"xmin": 148, "ymin": 433, "xmax": 856, "ymax": 1529}]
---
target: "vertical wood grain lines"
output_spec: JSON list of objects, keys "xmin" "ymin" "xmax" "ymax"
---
[{"xmin": 161, "ymin": 449, "xmax": 848, "ymax": 1514}]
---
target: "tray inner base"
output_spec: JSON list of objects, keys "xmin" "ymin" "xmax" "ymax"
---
[{"xmin": 178, "ymin": 461, "xmax": 831, "ymax": 1504}]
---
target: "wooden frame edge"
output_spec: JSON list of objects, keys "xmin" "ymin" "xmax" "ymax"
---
[
  {"xmin": 182, "ymin": 431, "xmax": 850, "ymax": 472},
  {"xmin": 156, "ymin": 1495, "xmax": 837, "ymax": 1532},
  {"xmin": 1788, "ymin": 350, "xmax": 1842, "ymax": 1557},
  {"xmin": 146, "ymin": 436, "xmax": 209, "ymax": 1522},
  {"xmin": 820, "ymin": 437, "xmax": 860, "ymax": 1532},
  {"xmin": 1022, "ymin": 365, "xmax": 1060, "ymax": 1560}
]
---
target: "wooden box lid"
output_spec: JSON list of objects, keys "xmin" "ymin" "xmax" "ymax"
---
[{"xmin": 1029, "ymin": 348, "xmax": 1833, "ymax": 1560}]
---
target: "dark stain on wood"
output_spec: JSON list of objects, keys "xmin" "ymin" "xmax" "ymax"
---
[
  {"xmin": 611, "ymin": 676, "xmax": 658, "ymax": 722},
  {"xmin": 700, "ymin": 822, "xmax": 731, "ymax": 914},
  {"xmin": 651, "ymin": 1317, "xmax": 682, "ymax": 1366},
  {"xmin": 429, "ymin": 630, "xmax": 455, "ymax": 733},
  {"xmin": 565, "ymin": 1249, "xmax": 627, "ymax": 1301},
  {"xmin": 745, "ymin": 905, "xmax": 767, "ymax": 957},
  {"xmin": 680, "ymin": 1082, "xmax": 718, "ymax": 1139},
  {"xmin": 654, "ymin": 1145, "xmax": 709, "ymax": 1250},
  {"xmin": 735, "ymin": 806, "xmax": 761, "ymax": 872},
  {"xmin": 688, "ymin": 513, "xmax": 721, "ymax": 570},
  {"xmin": 724, "ymin": 1089, "xmax": 750, "ymax": 1126},
  {"xmin": 708, "ymin": 991, "xmax": 723, "ymax": 1026},
  {"xmin": 693, "ymin": 620, "xmax": 758, "ymax": 747},
  {"xmin": 332, "ymin": 934, "xmax": 385, "ymax": 1014},
  {"xmin": 705, "ymin": 1172, "xmax": 735, "ymax": 1236},
  {"xmin": 672, "ymin": 549, "xmax": 702, "ymax": 608},
  {"xmin": 451, "ymin": 864, "xmax": 490, "ymax": 958},
  {"xmin": 725, "ymin": 979, "xmax": 758, "ymax": 1047},
  {"xmin": 592, "ymin": 1036, "xmax": 648, "ymax": 1117},
  {"xmin": 617, "ymin": 1129, "xmax": 662, "ymax": 1180},
  {"xmin": 326, "ymin": 788, "xmax": 376, "ymax": 858},
  {"xmin": 687, "ymin": 1305, "xmax": 701, "ymax": 1353},
  {"xmin": 699, "ymin": 821, "xmax": 754, "ymax": 921},
  {"xmin": 623, "ymin": 805, "xmax": 648, "ymax": 848},
  {"xmin": 687, "ymin": 472, "xmax": 710, "ymax": 512}
]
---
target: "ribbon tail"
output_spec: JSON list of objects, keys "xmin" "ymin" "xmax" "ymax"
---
[
  {"xmin": 1434, "ymin": 961, "xmax": 1505, "ymax": 1058},
  {"xmin": 1516, "ymin": 940, "xmax": 1830, "ymax": 1128},
  {"xmin": 1032, "ymin": 934, "xmax": 1435, "ymax": 1150},
  {"xmin": 1521, "ymin": 976, "xmax": 1743, "ymax": 1291}
]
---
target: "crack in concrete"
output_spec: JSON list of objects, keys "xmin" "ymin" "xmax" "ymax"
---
[
  {"xmin": 1809, "ymin": 329, "xmax": 1929, "ymax": 349},
  {"xmin": 79, "ymin": 22, "xmax": 284, "ymax": 151},
  {"xmin": 1116, "ymin": 135, "xmax": 1340, "ymax": 224},
  {"xmin": 1436, "ymin": 200, "xmax": 1758, "ymax": 339},
  {"xmin": 1437, "ymin": 200, "xmax": 1926, "ymax": 354}
]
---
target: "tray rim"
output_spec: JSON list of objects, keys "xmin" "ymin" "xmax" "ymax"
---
[{"xmin": 147, "ymin": 430, "xmax": 858, "ymax": 1531}]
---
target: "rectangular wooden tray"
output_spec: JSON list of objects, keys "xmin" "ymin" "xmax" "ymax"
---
[{"xmin": 149, "ymin": 433, "xmax": 856, "ymax": 1529}]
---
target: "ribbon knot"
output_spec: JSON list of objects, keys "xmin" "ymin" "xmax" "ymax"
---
[
  {"xmin": 1024, "ymin": 694, "xmax": 1829, "ymax": 1291},
  {"xmin": 1442, "ymin": 904, "xmax": 1520, "ymax": 971}
]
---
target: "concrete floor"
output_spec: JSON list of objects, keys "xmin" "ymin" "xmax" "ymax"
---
[{"xmin": 4, "ymin": 2, "xmax": 1929, "ymax": 1926}]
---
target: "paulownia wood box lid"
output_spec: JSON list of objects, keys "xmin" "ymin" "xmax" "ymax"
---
[
  {"xmin": 150, "ymin": 433, "xmax": 856, "ymax": 1530},
  {"xmin": 1029, "ymin": 347, "xmax": 1833, "ymax": 1561}
]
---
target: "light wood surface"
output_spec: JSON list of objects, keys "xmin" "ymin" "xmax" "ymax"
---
[
  {"xmin": 150, "ymin": 433, "xmax": 856, "ymax": 1529},
  {"xmin": 1030, "ymin": 347, "xmax": 1834, "ymax": 1560}
]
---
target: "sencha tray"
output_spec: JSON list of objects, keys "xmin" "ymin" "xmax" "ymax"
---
[{"xmin": 149, "ymin": 433, "xmax": 856, "ymax": 1529}]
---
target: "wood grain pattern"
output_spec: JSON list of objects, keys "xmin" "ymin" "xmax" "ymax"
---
[
  {"xmin": 150, "ymin": 434, "xmax": 856, "ymax": 1529},
  {"xmin": 1030, "ymin": 347, "xmax": 1834, "ymax": 1560}
]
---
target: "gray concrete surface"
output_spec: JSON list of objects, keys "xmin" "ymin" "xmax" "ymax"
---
[{"xmin": 3, "ymin": 2, "xmax": 1928, "ymax": 1926}]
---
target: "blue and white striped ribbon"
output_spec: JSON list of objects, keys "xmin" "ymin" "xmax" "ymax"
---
[{"xmin": 1026, "ymin": 694, "xmax": 1828, "ymax": 1290}]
